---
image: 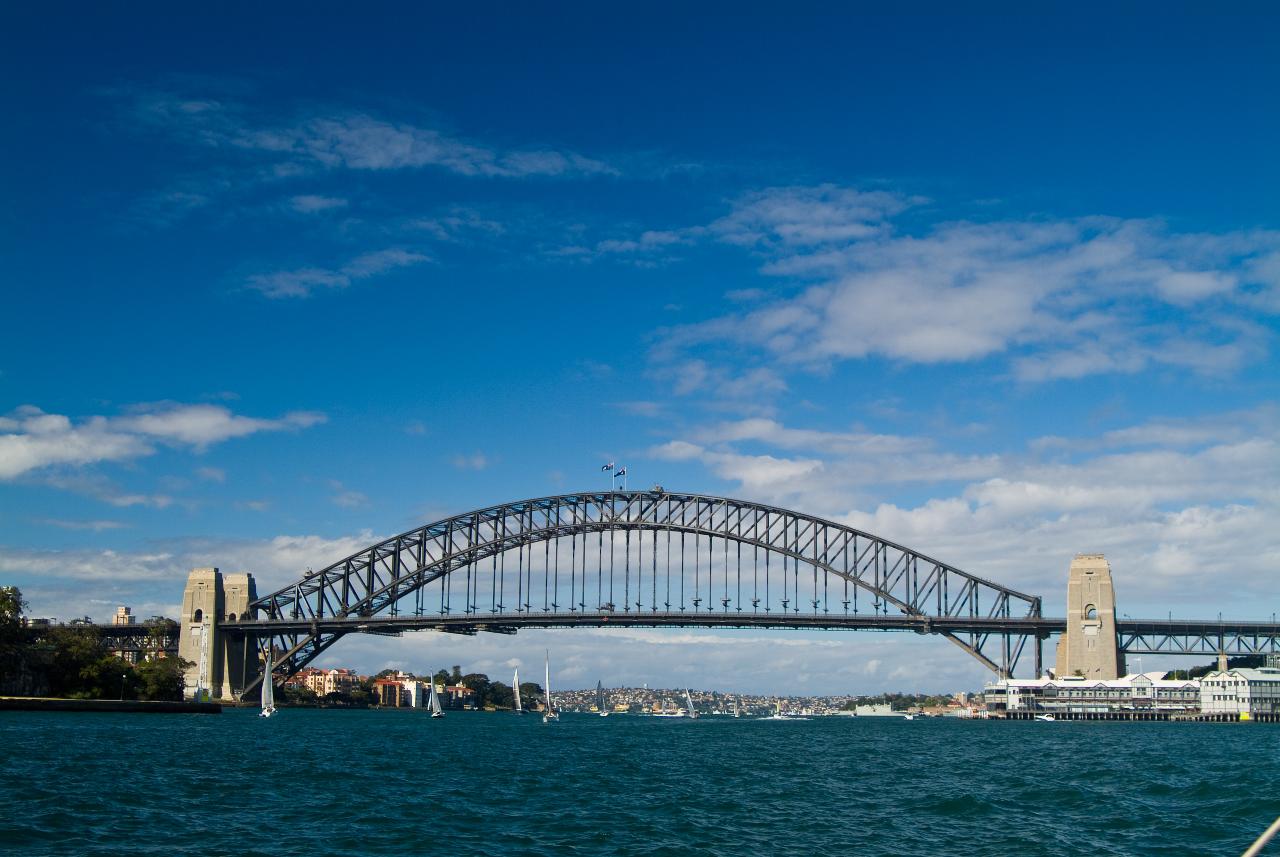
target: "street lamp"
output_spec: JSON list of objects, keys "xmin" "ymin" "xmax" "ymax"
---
[{"xmin": 119, "ymin": 673, "xmax": 127, "ymax": 701}]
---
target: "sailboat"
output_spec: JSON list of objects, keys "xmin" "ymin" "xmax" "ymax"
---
[
  {"xmin": 542, "ymin": 651, "xmax": 559, "ymax": 723},
  {"xmin": 428, "ymin": 680, "xmax": 444, "ymax": 718},
  {"xmin": 596, "ymin": 680, "xmax": 610, "ymax": 717},
  {"xmin": 259, "ymin": 652, "xmax": 277, "ymax": 718},
  {"xmin": 733, "ymin": 697, "xmax": 740, "ymax": 718},
  {"xmin": 513, "ymin": 667, "xmax": 523, "ymax": 714},
  {"xmin": 684, "ymin": 688, "xmax": 699, "ymax": 720}
]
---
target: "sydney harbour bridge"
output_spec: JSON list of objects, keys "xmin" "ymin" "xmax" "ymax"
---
[{"xmin": 69, "ymin": 490, "xmax": 1280, "ymax": 700}]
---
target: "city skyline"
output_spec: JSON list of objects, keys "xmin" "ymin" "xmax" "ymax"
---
[{"xmin": 3, "ymin": 5, "xmax": 1279, "ymax": 694}]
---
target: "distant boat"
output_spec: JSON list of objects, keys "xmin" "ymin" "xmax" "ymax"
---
[
  {"xmin": 513, "ymin": 667, "xmax": 523, "ymax": 714},
  {"xmin": 733, "ymin": 698, "xmax": 740, "ymax": 718},
  {"xmin": 259, "ymin": 652, "xmax": 277, "ymax": 718},
  {"xmin": 684, "ymin": 688, "xmax": 699, "ymax": 720},
  {"xmin": 543, "ymin": 651, "xmax": 559, "ymax": 723},
  {"xmin": 597, "ymin": 680, "xmax": 610, "ymax": 717},
  {"xmin": 428, "ymin": 680, "xmax": 444, "ymax": 718},
  {"xmin": 764, "ymin": 701, "xmax": 787, "ymax": 720},
  {"xmin": 902, "ymin": 713, "xmax": 916, "ymax": 721},
  {"xmin": 1035, "ymin": 713, "xmax": 1056, "ymax": 722}
]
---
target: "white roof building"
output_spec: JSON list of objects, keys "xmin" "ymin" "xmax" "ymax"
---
[
  {"xmin": 985, "ymin": 671, "xmax": 1200, "ymax": 715},
  {"xmin": 1199, "ymin": 667, "xmax": 1280, "ymax": 717}
]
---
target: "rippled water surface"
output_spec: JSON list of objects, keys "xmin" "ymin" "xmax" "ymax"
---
[{"xmin": 3, "ymin": 709, "xmax": 1278, "ymax": 856}]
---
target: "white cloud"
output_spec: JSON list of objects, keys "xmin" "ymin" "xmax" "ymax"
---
[
  {"xmin": 657, "ymin": 192, "xmax": 1280, "ymax": 390},
  {"xmin": 0, "ymin": 407, "xmax": 151, "ymax": 480},
  {"xmin": 0, "ymin": 403, "xmax": 326, "ymax": 481},
  {"xmin": 246, "ymin": 247, "xmax": 429, "ymax": 298},
  {"xmin": 651, "ymin": 408, "xmax": 1280, "ymax": 615},
  {"xmin": 116, "ymin": 404, "xmax": 325, "ymax": 449}
]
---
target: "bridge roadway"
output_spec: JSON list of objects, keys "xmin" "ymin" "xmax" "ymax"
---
[
  {"xmin": 218, "ymin": 613, "xmax": 1280, "ymax": 657},
  {"xmin": 40, "ymin": 612, "xmax": 1280, "ymax": 665}
]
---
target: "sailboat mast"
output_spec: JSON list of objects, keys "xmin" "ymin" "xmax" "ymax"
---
[
  {"xmin": 513, "ymin": 667, "xmax": 522, "ymax": 712},
  {"xmin": 544, "ymin": 650, "xmax": 552, "ymax": 712}
]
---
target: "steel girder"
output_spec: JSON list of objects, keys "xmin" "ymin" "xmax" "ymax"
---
[
  {"xmin": 228, "ymin": 490, "xmax": 1046, "ymax": 696},
  {"xmin": 1116, "ymin": 621, "xmax": 1280, "ymax": 657}
]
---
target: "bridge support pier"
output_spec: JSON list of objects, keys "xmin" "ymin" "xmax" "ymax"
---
[
  {"xmin": 1053, "ymin": 554, "xmax": 1125, "ymax": 680},
  {"xmin": 177, "ymin": 568, "xmax": 258, "ymax": 701}
]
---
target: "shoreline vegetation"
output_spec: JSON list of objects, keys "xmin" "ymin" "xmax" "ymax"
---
[{"xmin": 1, "ymin": 587, "xmax": 188, "ymax": 702}]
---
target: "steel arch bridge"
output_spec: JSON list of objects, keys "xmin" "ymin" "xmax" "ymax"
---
[{"xmin": 222, "ymin": 490, "xmax": 1053, "ymax": 698}]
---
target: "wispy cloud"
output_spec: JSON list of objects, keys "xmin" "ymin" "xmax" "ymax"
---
[
  {"xmin": 451, "ymin": 452, "xmax": 491, "ymax": 471},
  {"xmin": 0, "ymin": 403, "xmax": 326, "ymax": 481},
  {"xmin": 245, "ymin": 248, "xmax": 429, "ymax": 298},
  {"xmin": 121, "ymin": 89, "xmax": 618, "ymax": 180},
  {"xmin": 34, "ymin": 519, "xmax": 130, "ymax": 532},
  {"xmin": 289, "ymin": 194, "xmax": 348, "ymax": 213},
  {"xmin": 328, "ymin": 480, "xmax": 369, "ymax": 509},
  {"xmin": 711, "ymin": 184, "xmax": 923, "ymax": 247}
]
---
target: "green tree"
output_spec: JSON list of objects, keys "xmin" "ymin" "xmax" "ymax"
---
[
  {"xmin": 0, "ymin": 586, "xmax": 27, "ymax": 689},
  {"xmin": 519, "ymin": 682, "xmax": 543, "ymax": 708},
  {"xmin": 486, "ymin": 680, "xmax": 514, "ymax": 709},
  {"xmin": 461, "ymin": 672, "xmax": 491, "ymax": 706},
  {"xmin": 451, "ymin": 665, "xmax": 463, "ymax": 683},
  {"xmin": 135, "ymin": 656, "xmax": 189, "ymax": 701},
  {"xmin": 46, "ymin": 625, "xmax": 108, "ymax": 697}
]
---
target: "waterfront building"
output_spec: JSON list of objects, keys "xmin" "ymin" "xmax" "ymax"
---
[
  {"xmin": 1199, "ymin": 667, "xmax": 1280, "ymax": 718},
  {"xmin": 985, "ymin": 672, "xmax": 1200, "ymax": 717},
  {"xmin": 373, "ymin": 678, "xmax": 410, "ymax": 707},
  {"xmin": 400, "ymin": 678, "xmax": 424, "ymax": 708},
  {"xmin": 445, "ymin": 684, "xmax": 477, "ymax": 708},
  {"xmin": 305, "ymin": 668, "xmax": 360, "ymax": 697}
]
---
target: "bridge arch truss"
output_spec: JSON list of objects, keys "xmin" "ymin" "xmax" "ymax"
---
[{"xmin": 225, "ymin": 491, "xmax": 1045, "ymax": 697}]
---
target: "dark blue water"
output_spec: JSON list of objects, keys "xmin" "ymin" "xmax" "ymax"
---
[{"xmin": 2, "ymin": 710, "xmax": 1277, "ymax": 856}]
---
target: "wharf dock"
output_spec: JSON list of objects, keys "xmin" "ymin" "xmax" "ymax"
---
[{"xmin": 999, "ymin": 711, "xmax": 1279, "ymax": 723}]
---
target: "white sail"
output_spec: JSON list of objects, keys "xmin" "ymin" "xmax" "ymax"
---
[
  {"xmin": 259, "ymin": 650, "xmax": 276, "ymax": 717},
  {"xmin": 685, "ymin": 688, "xmax": 697, "ymax": 719},
  {"xmin": 543, "ymin": 650, "xmax": 557, "ymax": 722},
  {"xmin": 513, "ymin": 667, "xmax": 522, "ymax": 713},
  {"xmin": 428, "ymin": 680, "xmax": 443, "ymax": 716}
]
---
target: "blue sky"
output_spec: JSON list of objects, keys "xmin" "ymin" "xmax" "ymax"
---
[{"xmin": 2, "ymin": 4, "xmax": 1278, "ymax": 693}]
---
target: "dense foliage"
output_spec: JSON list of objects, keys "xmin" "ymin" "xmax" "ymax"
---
[{"xmin": 0, "ymin": 588, "xmax": 189, "ymax": 700}]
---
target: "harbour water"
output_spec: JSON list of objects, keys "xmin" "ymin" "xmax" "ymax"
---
[{"xmin": 3, "ymin": 709, "xmax": 1278, "ymax": 856}]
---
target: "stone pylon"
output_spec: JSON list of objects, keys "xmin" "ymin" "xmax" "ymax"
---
[
  {"xmin": 1053, "ymin": 554, "xmax": 1126, "ymax": 680},
  {"xmin": 178, "ymin": 568, "xmax": 258, "ymax": 701}
]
